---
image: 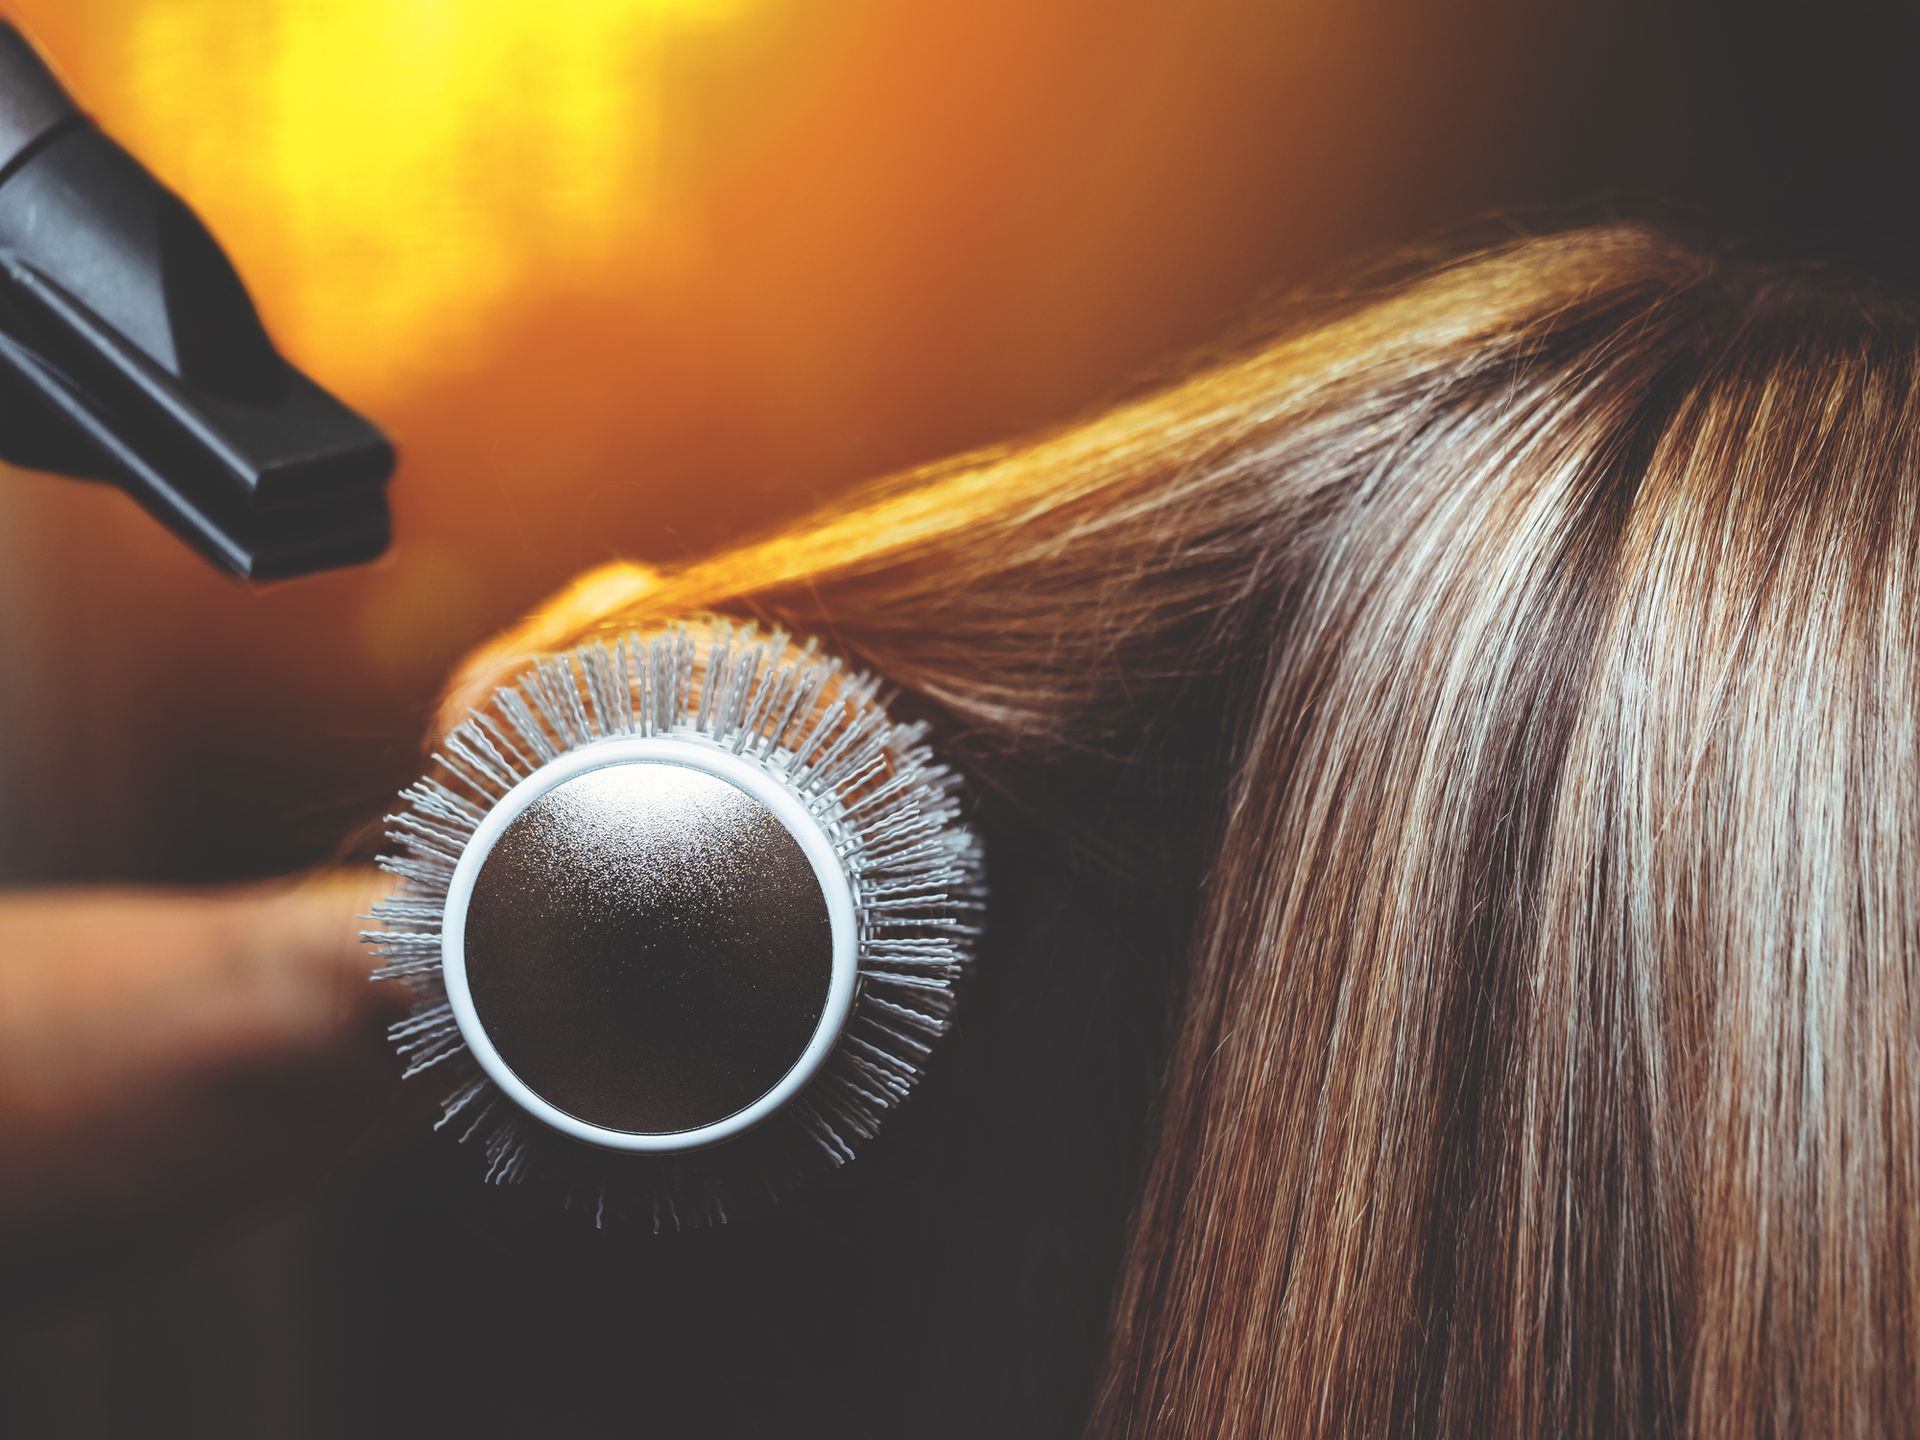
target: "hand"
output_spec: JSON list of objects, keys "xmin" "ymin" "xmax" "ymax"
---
[
  {"xmin": 435, "ymin": 561, "xmax": 661, "ymax": 734},
  {"xmin": 0, "ymin": 871, "xmax": 406, "ymax": 1241}
]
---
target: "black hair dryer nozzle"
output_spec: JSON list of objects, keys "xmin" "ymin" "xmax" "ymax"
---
[{"xmin": 0, "ymin": 23, "xmax": 393, "ymax": 580}]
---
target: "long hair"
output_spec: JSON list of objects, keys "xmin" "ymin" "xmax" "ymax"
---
[{"xmin": 440, "ymin": 225, "xmax": 1920, "ymax": 1437}]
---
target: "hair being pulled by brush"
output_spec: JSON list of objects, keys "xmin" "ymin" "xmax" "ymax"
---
[
  {"xmin": 424, "ymin": 225, "xmax": 1920, "ymax": 1435},
  {"xmin": 366, "ymin": 618, "xmax": 984, "ymax": 1230}
]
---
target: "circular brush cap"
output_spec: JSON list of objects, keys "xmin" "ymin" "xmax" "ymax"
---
[{"xmin": 443, "ymin": 742, "xmax": 860, "ymax": 1153}]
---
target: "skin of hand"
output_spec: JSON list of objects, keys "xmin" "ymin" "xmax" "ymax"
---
[
  {"xmin": 0, "ymin": 571, "xmax": 666, "ymax": 1256},
  {"xmin": 0, "ymin": 870, "xmax": 409, "ymax": 1242},
  {"xmin": 0, "ymin": 569, "xmax": 654, "ymax": 1258},
  {"xmin": 434, "ymin": 562, "xmax": 660, "ymax": 735}
]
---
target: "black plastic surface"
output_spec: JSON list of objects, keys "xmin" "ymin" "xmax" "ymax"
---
[{"xmin": 0, "ymin": 22, "xmax": 393, "ymax": 579}]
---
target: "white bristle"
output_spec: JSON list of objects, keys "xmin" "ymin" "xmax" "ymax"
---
[{"xmin": 364, "ymin": 618, "xmax": 986, "ymax": 1230}]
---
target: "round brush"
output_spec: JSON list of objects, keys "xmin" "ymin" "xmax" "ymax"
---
[{"xmin": 363, "ymin": 620, "xmax": 984, "ymax": 1229}]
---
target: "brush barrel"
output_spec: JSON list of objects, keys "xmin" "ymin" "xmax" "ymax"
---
[{"xmin": 369, "ymin": 624, "xmax": 982, "ymax": 1224}]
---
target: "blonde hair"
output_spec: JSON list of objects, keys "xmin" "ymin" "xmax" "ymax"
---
[{"xmin": 444, "ymin": 225, "xmax": 1920, "ymax": 1436}]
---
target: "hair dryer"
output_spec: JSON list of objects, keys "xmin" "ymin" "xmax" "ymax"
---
[{"xmin": 0, "ymin": 21, "xmax": 393, "ymax": 579}]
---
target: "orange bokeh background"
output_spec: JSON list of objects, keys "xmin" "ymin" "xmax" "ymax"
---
[
  {"xmin": 0, "ymin": 0, "xmax": 1882, "ymax": 882},
  {"xmin": 10, "ymin": 5, "xmax": 1920, "ymax": 1436}
]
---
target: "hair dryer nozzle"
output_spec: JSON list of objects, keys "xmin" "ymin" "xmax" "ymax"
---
[{"xmin": 0, "ymin": 24, "xmax": 394, "ymax": 580}]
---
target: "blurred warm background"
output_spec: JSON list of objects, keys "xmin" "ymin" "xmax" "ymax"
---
[
  {"xmin": 4, "ymin": 0, "xmax": 1920, "ymax": 1434},
  {"xmin": 2, "ymin": 0, "xmax": 1916, "ymax": 886}
]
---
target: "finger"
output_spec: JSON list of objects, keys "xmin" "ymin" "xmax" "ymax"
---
[
  {"xmin": 433, "ymin": 561, "xmax": 662, "ymax": 738},
  {"xmin": 236, "ymin": 869, "xmax": 409, "ymax": 1031}
]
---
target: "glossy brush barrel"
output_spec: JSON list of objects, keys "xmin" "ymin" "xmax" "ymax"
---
[{"xmin": 366, "ymin": 623, "xmax": 986, "ymax": 1227}]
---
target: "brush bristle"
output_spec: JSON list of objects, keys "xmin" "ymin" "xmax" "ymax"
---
[{"xmin": 363, "ymin": 619, "xmax": 985, "ymax": 1230}]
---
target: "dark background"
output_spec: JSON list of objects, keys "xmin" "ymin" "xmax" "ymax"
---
[{"xmin": 1, "ymin": 0, "xmax": 1916, "ymax": 1434}]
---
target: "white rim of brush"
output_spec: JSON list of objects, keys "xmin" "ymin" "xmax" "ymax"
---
[{"xmin": 439, "ymin": 734, "xmax": 860, "ymax": 1155}]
